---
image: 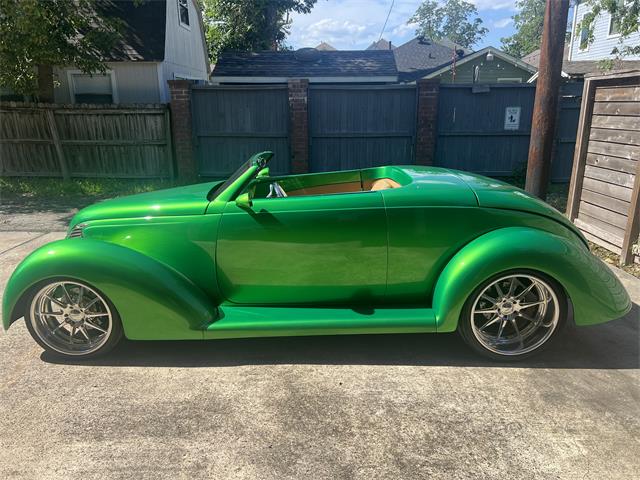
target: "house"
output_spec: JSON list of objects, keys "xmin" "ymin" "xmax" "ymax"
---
[
  {"xmin": 393, "ymin": 37, "xmax": 471, "ymax": 83},
  {"xmin": 569, "ymin": 0, "xmax": 640, "ymax": 64},
  {"xmin": 415, "ymin": 46, "xmax": 537, "ymax": 84},
  {"xmin": 210, "ymin": 49, "xmax": 398, "ymax": 84},
  {"xmin": 315, "ymin": 42, "xmax": 337, "ymax": 51},
  {"xmin": 526, "ymin": 1, "xmax": 640, "ymax": 81},
  {"xmin": 367, "ymin": 38, "xmax": 393, "ymax": 50},
  {"xmin": 53, "ymin": 0, "xmax": 209, "ymax": 104}
]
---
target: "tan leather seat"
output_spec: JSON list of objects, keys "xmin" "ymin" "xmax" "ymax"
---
[{"xmin": 368, "ymin": 178, "xmax": 401, "ymax": 191}]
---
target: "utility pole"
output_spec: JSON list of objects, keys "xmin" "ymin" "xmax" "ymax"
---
[{"xmin": 525, "ymin": 0, "xmax": 570, "ymax": 199}]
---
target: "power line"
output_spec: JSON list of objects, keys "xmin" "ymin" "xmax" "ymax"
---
[{"xmin": 378, "ymin": 0, "xmax": 395, "ymax": 42}]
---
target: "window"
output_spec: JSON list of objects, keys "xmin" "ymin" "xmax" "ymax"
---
[
  {"xmin": 178, "ymin": 0, "xmax": 190, "ymax": 27},
  {"xmin": 68, "ymin": 72, "xmax": 116, "ymax": 104},
  {"xmin": 579, "ymin": 14, "xmax": 590, "ymax": 51},
  {"xmin": 609, "ymin": 0, "xmax": 624, "ymax": 36},
  {"xmin": 497, "ymin": 78, "xmax": 523, "ymax": 83}
]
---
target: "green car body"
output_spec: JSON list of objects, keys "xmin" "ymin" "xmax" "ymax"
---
[{"xmin": 3, "ymin": 152, "xmax": 631, "ymax": 345}]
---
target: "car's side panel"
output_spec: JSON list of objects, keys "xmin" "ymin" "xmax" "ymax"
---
[
  {"xmin": 2, "ymin": 239, "xmax": 216, "ymax": 339},
  {"xmin": 81, "ymin": 215, "xmax": 222, "ymax": 302},
  {"xmin": 216, "ymin": 192, "xmax": 387, "ymax": 305},
  {"xmin": 384, "ymin": 207, "xmax": 582, "ymax": 304},
  {"xmin": 433, "ymin": 227, "xmax": 631, "ymax": 332}
]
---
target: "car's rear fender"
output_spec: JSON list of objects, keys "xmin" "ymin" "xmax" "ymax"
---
[
  {"xmin": 3, "ymin": 239, "xmax": 216, "ymax": 339},
  {"xmin": 433, "ymin": 227, "xmax": 631, "ymax": 332}
]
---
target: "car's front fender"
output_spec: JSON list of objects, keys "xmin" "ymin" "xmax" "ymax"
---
[
  {"xmin": 2, "ymin": 239, "xmax": 216, "ymax": 339},
  {"xmin": 433, "ymin": 227, "xmax": 631, "ymax": 332}
]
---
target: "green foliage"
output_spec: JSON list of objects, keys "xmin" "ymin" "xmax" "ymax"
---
[
  {"xmin": 581, "ymin": 0, "xmax": 640, "ymax": 58},
  {"xmin": 202, "ymin": 0, "xmax": 316, "ymax": 62},
  {"xmin": 0, "ymin": 0, "xmax": 124, "ymax": 96},
  {"xmin": 408, "ymin": 0, "xmax": 488, "ymax": 48},
  {"xmin": 500, "ymin": 0, "xmax": 546, "ymax": 58},
  {"xmin": 0, "ymin": 177, "xmax": 189, "ymax": 200}
]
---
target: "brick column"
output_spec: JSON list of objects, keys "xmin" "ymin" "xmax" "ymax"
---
[
  {"xmin": 288, "ymin": 79, "xmax": 309, "ymax": 173},
  {"xmin": 415, "ymin": 79, "xmax": 440, "ymax": 166},
  {"xmin": 168, "ymin": 80, "xmax": 197, "ymax": 178}
]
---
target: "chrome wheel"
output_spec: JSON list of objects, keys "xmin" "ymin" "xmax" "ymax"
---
[
  {"xmin": 470, "ymin": 274, "xmax": 560, "ymax": 356},
  {"xmin": 29, "ymin": 281, "xmax": 113, "ymax": 356}
]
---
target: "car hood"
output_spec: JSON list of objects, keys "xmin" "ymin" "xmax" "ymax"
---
[
  {"xmin": 452, "ymin": 171, "xmax": 586, "ymax": 242},
  {"xmin": 70, "ymin": 181, "xmax": 221, "ymax": 227}
]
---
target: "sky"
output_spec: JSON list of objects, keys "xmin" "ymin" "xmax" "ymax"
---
[{"xmin": 288, "ymin": 0, "xmax": 522, "ymax": 51}]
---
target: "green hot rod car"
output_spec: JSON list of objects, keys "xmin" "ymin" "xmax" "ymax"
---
[{"xmin": 3, "ymin": 151, "xmax": 631, "ymax": 360}]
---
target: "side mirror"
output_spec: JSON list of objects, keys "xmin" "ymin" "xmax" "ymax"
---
[{"xmin": 235, "ymin": 192, "xmax": 253, "ymax": 209}]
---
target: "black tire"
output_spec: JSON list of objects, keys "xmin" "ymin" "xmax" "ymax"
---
[
  {"xmin": 24, "ymin": 278, "xmax": 123, "ymax": 359},
  {"xmin": 458, "ymin": 269, "xmax": 568, "ymax": 362}
]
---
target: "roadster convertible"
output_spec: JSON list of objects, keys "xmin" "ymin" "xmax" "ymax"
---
[{"xmin": 3, "ymin": 151, "xmax": 631, "ymax": 360}]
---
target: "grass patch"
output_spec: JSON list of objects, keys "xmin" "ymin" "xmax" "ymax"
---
[{"xmin": 0, "ymin": 177, "xmax": 193, "ymax": 201}]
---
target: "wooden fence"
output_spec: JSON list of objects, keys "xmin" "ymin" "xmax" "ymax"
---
[
  {"xmin": 567, "ymin": 70, "xmax": 640, "ymax": 265},
  {"xmin": 0, "ymin": 102, "xmax": 174, "ymax": 178}
]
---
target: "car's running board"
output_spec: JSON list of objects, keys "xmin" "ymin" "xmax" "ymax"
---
[{"xmin": 202, "ymin": 306, "xmax": 437, "ymax": 339}]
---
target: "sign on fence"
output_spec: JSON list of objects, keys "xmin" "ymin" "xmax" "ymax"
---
[{"xmin": 504, "ymin": 106, "xmax": 521, "ymax": 130}]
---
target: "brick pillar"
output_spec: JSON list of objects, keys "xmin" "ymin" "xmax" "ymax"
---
[
  {"xmin": 415, "ymin": 79, "xmax": 440, "ymax": 166},
  {"xmin": 168, "ymin": 80, "xmax": 197, "ymax": 178},
  {"xmin": 288, "ymin": 79, "xmax": 309, "ymax": 173}
]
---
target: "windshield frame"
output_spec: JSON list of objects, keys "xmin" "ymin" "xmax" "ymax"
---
[{"xmin": 206, "ymin": 151, "xmax": 273, "ymax": 203}]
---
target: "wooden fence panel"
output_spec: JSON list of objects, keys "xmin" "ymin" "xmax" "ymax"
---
[
  {"xmin": 0, "ymin": 102, "xmax": 173, "ymax": 178},
  {"xmin": 435, "ymin": 84, "xmax": 578, "ymax": 181},
  {"xmin": 308, "ymin": 85, "xmax": 416, "ymax": 172},
  {"xmin": 567, "ymin": 71, "xmax": 640, "ymax": 265},
  {"xmin": 191, "ymin": 85, "xmax": 290, "ymax": 176}
]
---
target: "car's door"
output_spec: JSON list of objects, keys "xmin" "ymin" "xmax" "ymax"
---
[{"xmin": 216, "ymin": 191, "xmax": 387, "ymax": 305}]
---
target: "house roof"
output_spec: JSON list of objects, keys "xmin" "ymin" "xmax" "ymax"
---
[
  {"xmin": 522, "ymin": 49, "xmax": 541, "ymax": 68},
  {"xmin": 424, "ymin": 46, "xmax": 538, "ymax": 80},
  {"xmin": 315, "ymin": 42, "xmax": 337, "ymax": 51},
  {"xmin": 211, "ymin": 49, "xmax": 398, "ymax": 81},
  {"xmin": 367, "ymin": 38, "xmax": 393, "ymax": 50},
  {"xmin": 393, "ymin": 37, "xmax": 471, "ymax": 82},
  {"xmin": 96, "ymin": 0, "xmax": 167, "ymax": 62}
]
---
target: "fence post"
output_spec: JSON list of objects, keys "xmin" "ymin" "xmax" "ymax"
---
[
  {"xmin": 45, "ymin": 107, "xmax": 70, "ymax": 180},
  {"xmin": 415, "ymin": 79, "xmax": 440, "ymax": 166},
  {"xmin": 621, "ymin": 160, "xmax": 640, "ymax": 265},
  {"xmin": 168, "ymin": 80, "xmax": 196, "ymax": 178},
  {"xmin": 288, "ymin": 79, "xmax": 309, "ymax": 173}
]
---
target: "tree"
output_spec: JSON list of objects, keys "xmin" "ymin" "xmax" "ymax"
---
[
  {"xmin": 500, "ymin": 0, "xmax": 546, "ymax": 58},
  {"xmin": 202, "ymin": 0, "xmax": 316, "ymax": 62},
  {"xmin": 408, "ymin": 0, "xmax": 488, "ymax": 48},
  {"xmin": 581, "ymin": 0, "xmax": 640, "ymax": 58},
  {"xmin": 0, "ymin": 0, "xmax": 123, "ymax": 100}
]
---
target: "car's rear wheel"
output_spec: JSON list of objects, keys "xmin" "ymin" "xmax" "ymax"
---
[
  {"xmin": 458, "ymin": 270, "xmax": 567, "ymax": 361},
  {"xmin": 25, "ymin": 279, "xmax": 122, "ymax": 359}
]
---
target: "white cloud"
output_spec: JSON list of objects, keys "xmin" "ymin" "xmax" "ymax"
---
[
  {"xmin": 493, "ymin": 17, "xmax": 514, "ymax": 29},
  {"xmin": 470, "ymin": 0, "xmax": 518, "ymax": 11}
]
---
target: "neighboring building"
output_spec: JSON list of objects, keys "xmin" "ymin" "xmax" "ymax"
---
[
  {"xmin": 569, "ymin": 0, "xmax": 640, "ymax": 63},
  {"xmin": 393, "ymin": 37, "xmax": 471, "ymax": 83},
  {"xmin": 53, "ymin": 0, "xmax": 209, "ymax": 104},
  {"xmin": 315, "ymin": 42, "xmax": 337, "ymax": 51},
  {"xmin": 367, "ymin": 38, "xmax": 393, "ymax": 50},
  {"xmin": 419, "ymin": 46, "xmax": 536, "ymax": 84},
  {"xmin": 211, "ymin": 49, "xmax": 398, "ymax": 84}
]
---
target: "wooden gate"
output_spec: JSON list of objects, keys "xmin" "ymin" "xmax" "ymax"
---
[
  {"xmin": 308, "ymin": 85, "xmax": 417, "ymax": 172},
  {"xmin": 191, "ymin": 85, "xmax": 290, "ymax": 176},
  {"xmin": 567, "ymin": 70, "xmax": 640, "ymax": 265}
]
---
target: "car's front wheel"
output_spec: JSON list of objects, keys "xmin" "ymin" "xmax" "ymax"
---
[
  {"xmin": 458, "ymin": 270, "xmax": 567, "ymax": 361},
  {"xmin": 25, "ymin": 279, "xmax": 122, "ymax": 359}
]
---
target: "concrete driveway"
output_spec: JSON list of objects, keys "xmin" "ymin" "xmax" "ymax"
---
[{"xmin": 0, "ymin": 221, "xmax": 638, "ymax": 479}]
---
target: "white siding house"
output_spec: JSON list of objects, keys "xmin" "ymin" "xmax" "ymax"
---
[
  {"xmin": 53, "ymin": 0, "xmax": 209, "ymax": 105},
  {"xmin": 568, "ymin": 0, "xmax": 640, "ymax": 62}
]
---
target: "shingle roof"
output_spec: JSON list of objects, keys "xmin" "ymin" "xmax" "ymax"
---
[
  {"xmin": 524, "ymin": 47, "xmax": 640, "ymax": 77},
  {"xmin": 212, "ymin": 49, "xmax": 398, "ymax": 78},
  {"xmin": 367, "ymin": 39, "xmax": 393, "ymax": 50},
  {"xmin": 393, "ymin": 37, "xmax": 471, "ymax": 82},
  {"xmin": 96, "ymin": 0, "xmax": 167, "ymax": 62}
]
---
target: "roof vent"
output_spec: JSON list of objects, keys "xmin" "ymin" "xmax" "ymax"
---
[{"xmin": 294, "ymin": 47, "xmax": 321, "ymax": 62}]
